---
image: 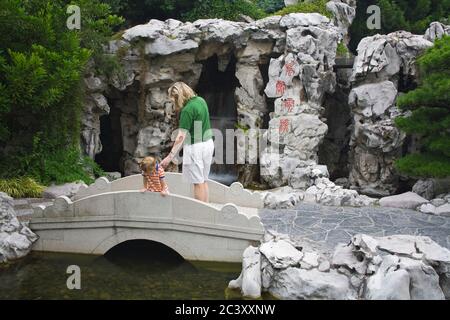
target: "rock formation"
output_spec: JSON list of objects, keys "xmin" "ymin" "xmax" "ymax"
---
[
  {"xmin": 347, "ymin": 24, "xmax": 449, "ymax": 197},
  {"xmin": 81, "ymin": 8, "xmax": 357, "ymax": 190},
  {"xmin": 229, "ymin": 231, "xmax": 450, "ymax": 299},
  {"xmin": 0, "ymin": 193, "xmax": 38, "ymax": 263},
  {"xmin": 79, "ymin": 1, "xmax": 448, "ymax": 208}
]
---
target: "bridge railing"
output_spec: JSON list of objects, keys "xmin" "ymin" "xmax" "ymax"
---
[
  {"xmin": 33, "ymin": 190, "xmax": 264, "ymax": 239},
  {"xmin": 73, "ymin": 172, "xmax": 264, "ymax": 208}
]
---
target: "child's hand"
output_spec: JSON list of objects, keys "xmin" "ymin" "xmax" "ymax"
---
[
  {"xmin": 140, "ymin": 188, "xmax": 147, "ymax": 193},
  {"xmin": 160, "ymin": 190, "xmax": 168, "ymax": 197}
]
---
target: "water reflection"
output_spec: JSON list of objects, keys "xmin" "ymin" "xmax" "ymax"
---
[{"xmin": 0, "ymin": 240, "xmax": 241, "ymax": 300}]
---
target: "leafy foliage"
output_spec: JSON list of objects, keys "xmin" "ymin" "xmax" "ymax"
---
[
  {"xmin": 0, "ymin": 177, "xmax": 45, "ymax": 198},
  {"xmin": 0, "ymin": 147, "xmax": 105, "ymax": 186},
  {"xmin": 104, "ymin": 0, "xmax": 268, "ymax": 24},
  {"xmin": 395, "ymin": 36, "xmax": 450, "ymax": 178},
  {"xmin": 275, "ymin": 0, "xmax": 332, "ymax": 18},
  {"xmin": 0, "ymin": 0, "xmax": 119, "ymax": 186},
  {"xmin": 256, "ymin": 0, "xmax": 285, "ymax": 13},
  {"xmin": 183, "ymin": 0, "xmax": 266, "ymax": 22}
]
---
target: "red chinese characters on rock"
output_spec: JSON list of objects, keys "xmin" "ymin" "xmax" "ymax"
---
[
  {"xmin": 284, "ymin": 61, "xmax": 296, "ymax": 77},
  {"xmin": 282, "ymin": 98, "xmax": 295, "ymax": 113},
  {"xmin": 276, "ymin": 80, "xmax": 286, "ymax": 96},
  {"xmin": 279, "ymin": 118, "xmax": 290, "ymax": 134}
]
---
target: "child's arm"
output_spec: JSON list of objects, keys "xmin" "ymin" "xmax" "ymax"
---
[
  {"xmin": 141, "ymin": 176, "xmax": 148, "ymax": 192},
  {"xmin": 160, "ymin": 179, "xmax": 169, "ymax": 196}
]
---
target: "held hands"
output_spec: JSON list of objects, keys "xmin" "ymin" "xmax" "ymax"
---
[
  {"xmin": 160, "ymin": 154, "xmax": 173, "ymax": 168},
  {"xmin": 160, "ymin": 190, "xmax": 168, "ymax": 197}
]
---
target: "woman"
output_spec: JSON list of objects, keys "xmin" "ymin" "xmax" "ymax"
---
[{"xmin": 160, "ymin": 82, "xmax": 214, "ymax": 203}]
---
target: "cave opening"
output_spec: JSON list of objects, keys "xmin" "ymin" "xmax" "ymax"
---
[
  {"xmin": 95, "ymin": 103, "xmax": 124, "ymax": 175},
  {"xmin": 318, "ymin": 90, "xmax": 352, "ymax": 182},
  {"xmin": 195, "ymin": 54, "xmax": 240, "ymax": 186}
]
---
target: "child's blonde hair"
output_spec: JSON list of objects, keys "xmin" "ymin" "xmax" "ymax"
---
[
  {"xmin": 167, "ymin": 82, "xmax": 196, "ymax": 111},
  {"xmin": 139, "ymin": 156, "xmax": 157, "ymax": 175}
]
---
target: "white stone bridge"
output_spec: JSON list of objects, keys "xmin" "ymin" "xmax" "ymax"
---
[{"xmin": 30, "ymin": 173, "xmax": 265, "ymax": 262}]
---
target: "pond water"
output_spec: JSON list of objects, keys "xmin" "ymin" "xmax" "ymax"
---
[{"xmin": 0, "ymin": 240, "xmax": 243, "ymax": 300}]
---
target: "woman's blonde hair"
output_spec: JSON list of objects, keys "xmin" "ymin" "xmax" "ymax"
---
[
  {"xmin": 139, "ymin": 156, "xmax": 157, "ymax": 175},
  {"xmin": 167, "ymin": 82, "xmax": 196, "ymax": 111}
]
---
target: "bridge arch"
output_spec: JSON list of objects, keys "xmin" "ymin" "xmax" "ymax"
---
[{"xmin": 91, "ymin": 229, "xmax": 198, "ymax": 261}]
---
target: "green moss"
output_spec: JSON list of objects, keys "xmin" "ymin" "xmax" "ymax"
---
[
  {"xmin": 274, "ymin": 0, "xmax": 332, "ymax": 18},
  {"xmin": 235, "ymin": 122, "xmax": 250, "ymax": 133}
]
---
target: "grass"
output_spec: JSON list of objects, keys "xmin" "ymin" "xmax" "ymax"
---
[{"xmin": 0, "ymin": 177, "xmax": 45, "ymax": 198}]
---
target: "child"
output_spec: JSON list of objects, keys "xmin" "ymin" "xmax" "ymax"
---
[{"xmin": 139, "ymin": 156, "xmax": 169, "ymax": 196}]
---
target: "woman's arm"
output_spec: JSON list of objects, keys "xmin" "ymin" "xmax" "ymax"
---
[{"xmin": 161, "ymin": 130, "xmax": 186, "ymax": 168}]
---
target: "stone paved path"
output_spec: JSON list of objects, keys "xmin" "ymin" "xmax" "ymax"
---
[{"xmin": 260, "ymin": 203, "xmax": 450, "ymax": 253}]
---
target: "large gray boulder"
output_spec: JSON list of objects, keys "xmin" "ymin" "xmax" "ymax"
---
[
  {"xmin": 365, "ymin": 254, "xmax": 445, "ymax": 300},
  {"xmin": 349, "ymin": 81, "xmax": 398, "ymax": 118},
  {"xmin": 259, "ymin": 239, "xmax": 304, "ymax": 269},
  {"xmin": 379, "ymin": 192, "xmax": 429, "ymax": 210},
  {"xmin": 43, "ymin": 182, "xmax": 88, "ymax": 200},
  {"xmin": 0, "ymin": 193, "xmax": 38, "ymax": 263},
  {"xmin": 424, "ymin": 21, "xmax": 450, "ymax": 42},
  {"xmin": 228, "ymin": 246, "xmax": 262, "ymax": 298},
  {"xmin": 263, "ymin": 186, "xmax": 303, "ymax": 209},
  {"xmin": 270, "ymin": 267, "xmax": 356, "ymax": 300},
  {"xmin": 326, "ymin": 0, "xmax": 356, "ymax": 44},
  {"xmin": 412, "ymin": 178, "xmax": 450, "ymax": 201}
]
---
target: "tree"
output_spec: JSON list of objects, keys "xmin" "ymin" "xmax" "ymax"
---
[
  {"xmin": 103, "ymin": 0, "xmax": 267, "ymax": 25},
  {"xmin": 394, "ymin": 36, "xmax": 450, "ymax": 178},
  {"xmin": 256, "ymin": 0, "xmax": 285, "ymax": 13},
  {"xmin": 0, "ymin": 0, "xmax": 122, "ymax": 184}
]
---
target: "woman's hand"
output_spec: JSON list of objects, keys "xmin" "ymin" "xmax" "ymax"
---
[
  {"xmin": 161, "ymin": 130, "xmax": 186, "ymax": 168},
  {"xmin": 160, "ymin": 155, "xmax": 172, "ymax": 168},
  {"xmin": 140, "ymin": 188, "xmax": 147, "ymax": 193}
]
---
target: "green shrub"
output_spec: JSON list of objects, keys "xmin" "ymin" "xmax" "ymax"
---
[
  {"xmin": 394, "ymin": 154, "xmax": 450, "ymax": 178},
  {"xmin": 275, "ymin": 0, "xmax": 332, "ymax": 18},
  {"xmin": 183, "ymin": 0, "xmax": 267, "ymax": 22},
  {"xmin": 336, "ymin": 41, "xmax": 349, "ymax": 57},
  {"xmin": 395, "ymin": 36, "xmax": 450, "ymax": 178},
  {"xmin": 257, "ymin": 0, "xmax": 285, "ymax": 13},
  {"xmin": 0, "ymin": 0, "xmax": 120, "ymax": 186},
  {"xmin": 0, "ymin": 177, "xmax": 44, "ymax": 198},
  {"xmin": 0, "ymin": 147, "xmax": 105, "ymax": 186},
  {"xmin": 36, "ymin": 149, "xmax": 106, "ymax": 186}
]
